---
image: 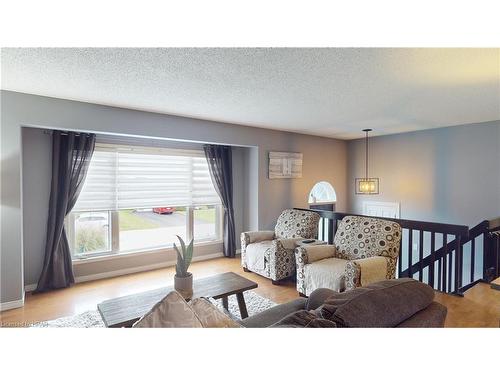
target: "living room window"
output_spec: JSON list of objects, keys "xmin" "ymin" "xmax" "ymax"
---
[{"xmin": 66, "ymin": 144, "xmax": 222, "ymax": 259}]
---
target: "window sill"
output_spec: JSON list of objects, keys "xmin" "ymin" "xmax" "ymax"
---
[{"xmin": 72, "ymin": 240, "xmax": 223, "ymax": 265}]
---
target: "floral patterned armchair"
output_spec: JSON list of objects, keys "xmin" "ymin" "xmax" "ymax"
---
[
  {"xmin": 295, "ymin": 215, "xmax": 401, "ymax": 296},
  {"xmin": 241, "ymin": 209, "xmax": 320, "ymax": 284}
]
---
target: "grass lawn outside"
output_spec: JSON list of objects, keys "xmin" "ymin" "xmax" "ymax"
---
[
  {"xmin": 119, "ymin": 210, "xmax": 161, "ymax": 231},
  {"xmin": 194, "ymin": 207, "xmax": 216, "ymax": 223},
  {"xmin": 177, "ymin": 207, "xmax": 217, "ymax": 223}
]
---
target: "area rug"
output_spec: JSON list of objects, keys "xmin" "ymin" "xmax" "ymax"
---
[{"xmin": 30, "ymin": 290, "xmax": 277, "ymax": 328}]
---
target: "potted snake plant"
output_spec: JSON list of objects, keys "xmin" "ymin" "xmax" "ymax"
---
[{"xmin": 173, "ymin": 235, "xmax": 194, "ymax": 299}]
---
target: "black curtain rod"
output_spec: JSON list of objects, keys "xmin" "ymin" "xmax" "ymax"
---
[{"xmin": 43, "ymin": 130, "xmax": 93, "ymax": 136}]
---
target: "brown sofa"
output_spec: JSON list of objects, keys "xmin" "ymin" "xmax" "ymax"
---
[{"xmin": 240, "ymin": 278, "xmax": 447, "ymax": 328}]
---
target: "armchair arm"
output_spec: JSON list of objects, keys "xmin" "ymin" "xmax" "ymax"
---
[
  {"xmin": 240, "ymin": 231, "xmax": 275, "ymax": 269},
  {"xmin": 295, "ymin": 245, "xmax": 337, "ymax": 296},
  {"xmin": 241, "ymin": 230, "xmax": 275, "ymax": 249},
  {"xmin": 345, "ymin": 256, "xmax": 391, "ymax": 291},
  {"xmin": 296, "ymin": 245, "xmax": 337, "ymax": 265}
]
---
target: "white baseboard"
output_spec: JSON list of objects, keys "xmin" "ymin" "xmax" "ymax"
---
[
  {"xmin": 25, "ymin": 252, "xmax": 225, "ymax": 291},
  {"xmin": 0, "ymin": 298, "xmax": 24, "ymax": 312}
]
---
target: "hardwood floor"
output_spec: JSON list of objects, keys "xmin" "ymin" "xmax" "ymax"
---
[
  {"xmin": 435, "ymin": 283, "xmax": 500, "ymax": 327},
  {"xmin": 1, "ymin": 256, "xmax": 499, "ymax": 327}
]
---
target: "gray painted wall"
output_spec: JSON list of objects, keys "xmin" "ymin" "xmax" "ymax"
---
[
  {"xmin": 1, "ymin": 90, "xmax": 347, "ymax": 304},
  {"xmin": 347, "ymin": 121, "xmax": 500, "ymax": 226},
  {"xmin": 21, "ymin": 128, "xmax": 52, "ymax": 287}
]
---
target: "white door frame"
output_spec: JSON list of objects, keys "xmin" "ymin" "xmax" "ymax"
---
[{"xmin": 362, "ymin": 201, "xmax": 400, "ymax": 219}]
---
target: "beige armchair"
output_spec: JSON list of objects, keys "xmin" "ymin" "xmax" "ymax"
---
[
  {"xmin": 295, "ymin": 215, "xmax": 401, "ymax": 296},
  {"xmin": 241, "ymin": 209, "xmax": 320, "ymax": 284}
]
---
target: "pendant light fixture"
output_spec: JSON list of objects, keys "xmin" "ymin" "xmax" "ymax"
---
[{"xmin": 355, "ymin": 129, "xmax": 379, "ymax": 194}]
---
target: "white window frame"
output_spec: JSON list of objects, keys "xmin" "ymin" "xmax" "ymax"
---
[
  {"xmin": 65, "ymin": 211, "xmax": 115, "ymax": 258},
  {"xmin": 67, "ymin": 204, "xmax": 224, "ymax": 260},
  {"xmin": 192, "ymin": 204, "xmax": 223, "ymax": 244},
  {"xmin": 66, "ymin": 142, "xmax": 224, "ymax": 260}
]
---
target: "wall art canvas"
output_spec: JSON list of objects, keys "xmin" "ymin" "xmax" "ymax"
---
[{"xmin": 269, "ymin": 151, "xmax": 302, "ymax": 179}]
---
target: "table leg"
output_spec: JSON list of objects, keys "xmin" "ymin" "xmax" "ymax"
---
[
  {"xmin": 236, "ymin": 292, "xmax": 249, "ymax": 319},
  {"xmin": 222, "ymin": 296, "xmax": 229, "ymax": 311}
]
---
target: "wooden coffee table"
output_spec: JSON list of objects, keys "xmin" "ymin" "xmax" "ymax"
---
[{"xmin": 97, "ymin": 272, "xmax": 258, "ymax": 327}]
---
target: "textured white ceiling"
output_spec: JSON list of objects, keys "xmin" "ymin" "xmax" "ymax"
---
[{"xmin": 2, "ymin": 48, "xmax": 499, "ymax": 139}]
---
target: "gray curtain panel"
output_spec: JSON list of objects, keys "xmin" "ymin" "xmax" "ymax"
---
[
  {"xmin": 203, "ymin": 145, "xmax": 236, "ymax": 257},
  {"xmin": 36, "ymin": 131, "xmax": 96, "ymax": 292}
]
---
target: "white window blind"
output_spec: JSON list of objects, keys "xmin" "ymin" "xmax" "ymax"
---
[{"xmin": 73, "ymin": 144, "xmax": 221, "ymax": 211}]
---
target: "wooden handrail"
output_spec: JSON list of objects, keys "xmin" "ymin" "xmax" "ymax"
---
[
  {"xmin": 488, "ymin": 217, "xmax": 500, "ymax": 231},
  {"xmin": 296, "ymin": 208, "xmax": 469, "ymax": 236}
]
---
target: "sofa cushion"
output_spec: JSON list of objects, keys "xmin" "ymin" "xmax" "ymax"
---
[
  {"xmin": 318, "ymin": 278, "xmax": 435, "ymax": 327},
  {"xmin": 239, "ymin": 297, "xmax": 306, "ymax": 328},
  {"xmin": 190, "ymin": 298, "xmax": 241, "ymax": 328},
  {"xmin": 270, "ymin": 310, "xmax": 337, "ymax": 328},
  {"xmin": 396, "ymin": 301, "xmax": 447, "ymax": 328},
  {"xmin": 304, "ymin": 257, "xmax": 348, "ymax": 294},
  {"xmin": 132, "ymin": 291, "xmax": 203, "ymax": 328}
]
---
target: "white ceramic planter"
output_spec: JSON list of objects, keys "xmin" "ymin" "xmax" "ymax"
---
[{"xmin": 174, "ymin": 273, "xmax": 193, "ymax": 300}]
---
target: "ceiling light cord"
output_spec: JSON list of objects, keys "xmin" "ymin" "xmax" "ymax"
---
[
  {"xmin": 365, "ymin": 130, "xmax": 368, "ymax": 180},
  {"xmin": 363, "ymin": 128, "xmax": 372, "ymax": 180}
]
